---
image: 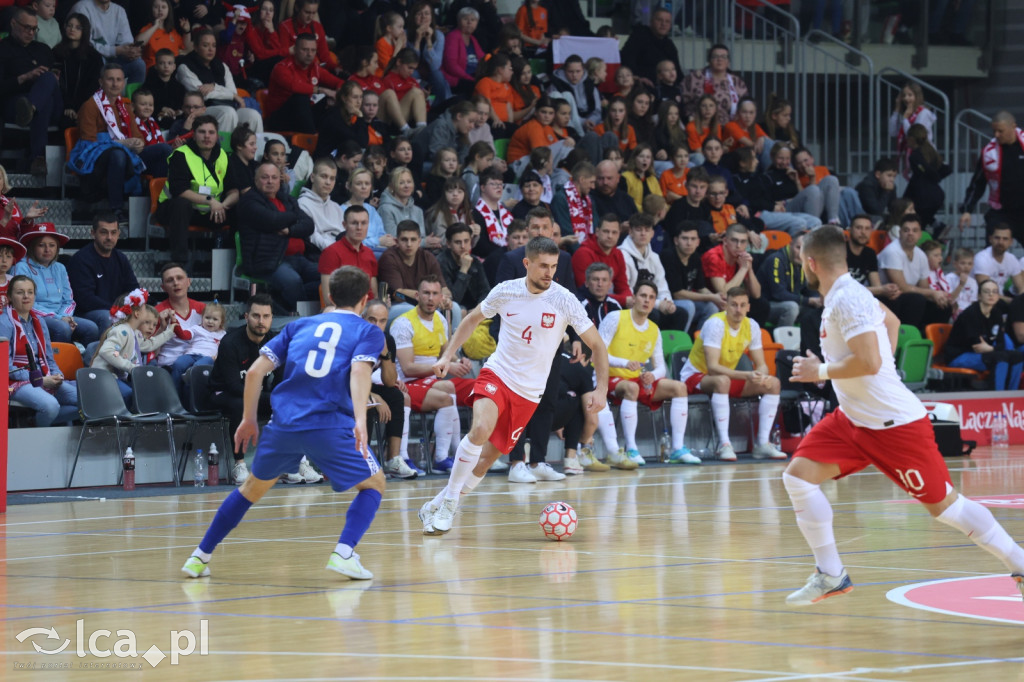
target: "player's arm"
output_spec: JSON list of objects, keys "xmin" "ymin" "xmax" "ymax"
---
[
  {"xmin": 396, "ymin": 345, "xmax": 439, "ymax": 378},
  {"xmin": 881, "ymin": 302, "xmax": 899, "ymax": 353},
  {"xmin": 792, "ymin": 330, "xmax": 883, "ymax": 382},
  {"xmin": 379, "ymin": 348, "xmax": 397, "ymax": 388},
  {"xmin": 350, "ymin": 360, "xmax": 374, "ymax": 454},
  {"xmin": 578, "ymin": 325, "xmax": 609, "ymax": 412},
  {"xmin": 434, "ymin": 306, "xmax": 486, "ymax": 377},
  {"xmin": 747, "ymin": 346, "xmax": 770, "ymax": 376},
  {"xmin": 234, "ymin": 354, "xmax": 275, "ymax": 453},
  {"xmin": 704, "ymin": 345, "xmax": 753, "ymax": 381}
]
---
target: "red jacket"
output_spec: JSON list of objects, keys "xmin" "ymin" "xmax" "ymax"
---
[
  {"xmin": 264, "ymin": 57, "xmax": 344, "ymax": 117},
  {"xmin": 277, "ymin": 18, "xmax": 337, "ymax": 69},
  {"xmin": 571, "ymin": 237, "xmax": 632, "ymax": 306},
  {"xmin": 245, "ymin": 24, "xmax": 286, "ymax": 61}
]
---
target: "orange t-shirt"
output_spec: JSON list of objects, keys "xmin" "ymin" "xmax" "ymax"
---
[
  {"xmin": 375, "ymin": 36, "xmax": 395, "ymax": 77},
  {"xmin": 510, "ymin": 84, "xmax": 541, "ymax": 113},
  {"xmin": 686, "ymin": 121, "xmax": 720, "ymax": 152},
  {"xmin": 514, "ymin": 5, "xmax": 548, "ymax": 42},
  {"xmin": 659, "ymin": 168, "xmax": 689, "ymax": 201},
  {"xmin": 798, "ymin": 165, "xmax": 831, "ymax": 189},
  {"xmin": 474, "ymin": 77, "xmax": 514, "ymax": 123},
  {"xmin": 141, "ymin": 24, "xmax": 185, "ymax": 68},
  {"xmin": 595, "ymin": 123, "xmax": 637, "ymax": 152},
  {"xmin": 722, "ymin": 121, "xmax": 767, "ymax": 152},
  {"xmin": 711, "ymin": 204, "xmax": 738, "ymax": 234},
  {"xmin": 507, "ymin": 119, "xmax": 558, "ymax": 163}
]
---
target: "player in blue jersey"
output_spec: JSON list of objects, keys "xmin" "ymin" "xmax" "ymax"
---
[{"xmin": 182, "ymin": 266, "xmax": 388, "ymax": 580}]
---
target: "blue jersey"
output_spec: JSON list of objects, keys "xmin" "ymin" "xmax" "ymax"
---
[{"xmin": 259, "ymin": 310, "xmax": 385, "ymax": 431}]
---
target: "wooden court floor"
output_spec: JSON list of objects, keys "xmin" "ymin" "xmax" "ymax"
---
[{"xmin": 2, "ymin": 448, "xmax": 1024, "ymax": 681}]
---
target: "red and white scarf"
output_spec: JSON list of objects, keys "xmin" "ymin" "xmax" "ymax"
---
[
  {"xmin": 563, "ymin": 179, "xmax": 593, "ymax": 243},
  {"xmin": 981, "ymin": 127, "xmax": 1024, "ymax": 211},
  {"xmin": 135, "ymin": 116, "xmax": 165, "ymax": 145},
  {"xmin": 5, "ymin": 307, "xmax": 50, "ymax": 393},
  {"xmin": 475, "ymin": 198, "xmax": 512, "ymax": 247},
  {"xmin": 93, "ymin": 89, "xmax": 132, "ymax": 141},
  {"xmin": 703, "ymin": 69, "xmax": 739, "ymax": 117},
  {"xmin": 895, "ymin": 106, "xmax": 923, "ymax": 153}
]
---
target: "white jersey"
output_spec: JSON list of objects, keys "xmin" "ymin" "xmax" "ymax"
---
[
  {"xmin": 821, "ymin": 273, "xmax": 926, "ymax": 429},
  {"xmin": 971, "ymin": 246, "xmax": 1021, "ymax": 293},
  {"xmin": 480, "ymin": 278, "xmax": 594, "ymax": 401},
  {"xmin": 391, "ymin": 313, "xmax": 450, "ymax": 383}
]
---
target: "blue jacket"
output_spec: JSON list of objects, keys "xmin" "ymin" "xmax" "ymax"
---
[{"xmin": 12, "ymin": 257, "xmax": 76, "ymax": 317}]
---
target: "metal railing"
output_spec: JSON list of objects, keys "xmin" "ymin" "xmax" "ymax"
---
[{"xmin": 952, "ymin": 109, "xmax": 993, "ymax": 252}]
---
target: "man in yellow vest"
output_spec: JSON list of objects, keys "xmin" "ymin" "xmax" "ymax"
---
[
  {"xmin": 679, "ymin": 286, "xmax": 787, "ymax": 461},
  {"xmin": 392, "ymin": 275, "xmax": 474, "ymax": 473},
  {"xmin": 156, "ymin": 115, "xmax": 234, "ymax": 267},
  {"xmin": 599, "ymin": 280, "xmax": 699, "ymax": 466}
]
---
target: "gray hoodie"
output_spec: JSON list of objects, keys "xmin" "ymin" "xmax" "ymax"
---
[
  {"xmin": 378, "ymin": 189, "xmax": 426, "ymax": 237},
  {"xmin": 298, "ymin": 187, "xmax": 347, "ymax": 252}
]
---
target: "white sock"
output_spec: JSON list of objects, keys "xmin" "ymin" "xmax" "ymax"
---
[
  {"xmin": 334, "ymin": 542, "xmax": 354, "ymax": 559},
  {"xmin": 936, "ymin": 495, "xmax": 1024, "ymax": 573},
  {"xmin": 670, "ymin": 397, "xmax": 688, "ymax": 451},
  {"xmin": 433, "ymin": 404, "xmax": 458, "ymax": 462},
  {"xmin": 430, "ymin": 487, "xmax": 446, "ymax": 508},
  {"xmin": 415, "ymin": 121, "xmax": 427, "ymax": 128},
  {"xmin": 400, "ymin": 406, "xmax": 411, "ymax": 458},
  {"xmin": 783, "ymin": 473, "xmax": 843, "ymax": 576},
  {"xmin": 711, "ymin": 393, "xmax": 731, "ymax": 446},
  {"xmin": 620, "ymin": 399, "xmax": 638, "ymax": 451},
  {"xmin": 758, "ymin": 394, "xmax": 780, "ymax": 445},
  {"xmin": 445, "ymin": 437, "xmax": 483, "ymax": 499},
  {"xmin": 191, "ymin": 548, "xmax": 211, "ymax": 562},
  {"xmin": 596, "ymin": 406, "xmax": 619, "ymax": 454},
  {"xmin": 450, "ymin": 404, "xmax": 461, "ymax": 454},
  {"xmin": 400, "ymin": 123, "xmax": 410, "ymax": 132},
  {"xmin": 463, "ymin": 472, "xmax": 484, "ymax": 494}
]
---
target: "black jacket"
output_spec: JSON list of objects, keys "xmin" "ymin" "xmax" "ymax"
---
[
  {"xmin": 0, "ymin": 36, "xmax": 54, "ymax": 97},
  {"xmin": 764, "ymin": 166, "xmax": 802, "ymax": 202},
  {"xmin": 620, "ymin": 25, "xmax": 681, "ymax": 82},
  {"xmin": 436, "ymin": 247, "xmax": 492, "ymax": 310},
  {"xmin": 209, "ymin": 325, "xmax": 280, "ymax": 397},
  {"xmin": 237, "ymin": 189, "xmax": 314, "ymax": 276},
  {"xmin": 734, "ymin": 171, "xmax": 776, "ymax": 214},
  {"xmin": 855, "ymin": 173, "xmax": 895, "ymax": 220}
]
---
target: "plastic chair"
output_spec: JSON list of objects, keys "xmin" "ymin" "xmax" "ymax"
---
[
  {"xmin": 661, "ymin": 329, "xmax": 692, "ymax": 361},
  {"xmin": 762, "ymin": 230, "xmax": 791, "ymax": 251},
  {"xmin": 895, "ymin": 324, "xmax": 922, "ymax": 360},
  {"xmin": 130, "ymin": 366, "xmax": 226, "ymax": 483},
  {"xmin": 924, "ymin": 323, "xmax": 988, "ymax": 386},
  {"xmin": 184, "ymin": 365, "xmax": 232, "ymax": 468},
  {"xmin": 757, "ymin": 328, "xmax": 783, "ymax": 376},
  {"xmin": 51, "ymin": 342, "xmax": 84, "ymax": 378},
  {"xmin": 773, "ymin": 326, "xmax": 800, "ymax": 351},
  {"xmin": 867, "ymin": 230, "xmax": 889, "ymax": 254},
  {"xmin": 125, "ymin": 82, "xmax": 141, "ymax": 100},
  {"xmin": 69, "ymin": 368, "xmax": 174, "ymax": 488},
  {"xmin": 493, "ymin": 138, "xmax": 509, "ymax": 161},
  {"xmin": 896, "ymin": 338, "xmax": 934, "ymax": 392},
  {"xmin": 230, "ymin": 231, "xmax": 268, "ymax": 303},
  {"xmin": 290, "ymin": 132, "xmax": 319, "ymax": 154}
]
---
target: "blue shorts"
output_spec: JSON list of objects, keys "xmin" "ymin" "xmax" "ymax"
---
[{"xmin": 251, "ymin": 421, "xmax": 380, "ymax": 492}]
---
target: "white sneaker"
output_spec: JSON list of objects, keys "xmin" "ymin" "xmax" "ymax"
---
[
  {"xmin": 531, "ymin": 462, "xmax": 566, "ymax": 481},
  {"xmin": 299, "ymin": 459, "xmax": 324, "ymax": 483},
  {"xmin": 786, "ymin": 568, "xmax": 854, "ymax": 606},
  {"xmin": 431, "ymin": 497, "xmax": 459, "ymax": 533},
  {"xmin": 326, "ymin": 552, "xmax": 373, "ymax": 580},
  {"xmin": 752, "ymin": 443, "xmax": 788, "ymax": 460},
  {"xmin": 608, "ymin": 448, "xmax": 639, "ymax": 470},
  {"xmin": 419, "ymin": 499, "xmax": 439, "ymax": 535},
  {"xmin": 563, "ymin": 456, "xmax": 584, "ymax": 475},
  {"xmin": 279, "ymin": 472, "xmax": 304, "ymax": 484},
  {"xmin": 489, "ymin": 458, "xmax": 509, "ymax": 472},
  {"xmin": 384, "ymin": 456, "xmax": 417, "ymax": 479},
  {"xmin": 508, "ymin": 461, "xmax": 538, "ymax": 483},
  {"xmin": 578, "ymin": 446, "xmax": 610, "ymax": 472},
  {"xmin": 231, "ymin": 460, "xmax": 250, "ymax": 485},
  {"xmin": 625, "ymin": 449, "xmax": 646, "ymax": 466},
  {"xmin": 717, "ymin": 443, "xmax": 737, "ymax": 462}
]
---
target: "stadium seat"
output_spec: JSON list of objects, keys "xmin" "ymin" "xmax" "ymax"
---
[
  {"xmin": 290, "ymin": 132, "xmax": 319, "ymax": 154},
  {"xmin": 762, "ymin": 230, "xmax": 791, "ymax": 251},
  {"xmin": 924, "ymin": 323, "xmax": 989, "ymax": 388},
  {"xmin": 183, "ymin": 365, "xmax": 232, "ymax": 471},
  {"xmin": 230, "ymin": 231, "xmax": 268, "ymax": 303},
  {"xmin": 51, "ymin": 342, "xmax": 84, "ymax": 378},
  {"xmin": 867, "ymin": 230, "xmax": 889, "ymax": 254},
  {"xmin": 773, "ymin": 326, "xmax": 800, "ymax": 351},
  {"xmin": 896, "ymin": 338, "xmax": 934, "ymax": 392},
  {"xmin": 493, "ymin": 138, "xmax": 509, "ymax": 161},
  {"xmin": 895, "ymin": 324, "xmax": 922, "ymax": 361},
  {"xmin": 757, "ymin": 328, "xmax": 783, "ymax": 376}
]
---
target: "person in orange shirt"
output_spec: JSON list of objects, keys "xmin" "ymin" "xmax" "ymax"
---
[
  {"xmin": 136, "ymin": 0, "xmax": 192, "ymax": 69},
  {"xmin": 594, "ymin": 97, "xmax": 637, "ymax": 153},
  {"xmin": 473, "ymin": 52, "xmax": 515, "ymax": 133},
  {"xmin": 685, "ymin": 94, "xmax": 721, "ymax": 156},
  {"xmin": 659, "ymin": 145, "xmax": 690, "ymax": 203},
  {"xmin": 722, "ymin": 97, "xmax": 768, "ymax": 154},
  {"xmin": 374, "ymin": 11, "xmax": 407, "ymax": 77},
  {"xmin": 510, "ymin": 58, "xmax": 541, "ymax": 124},
  {"xmin": 707, "ymin": 176, "xmax": 766, "ymax": 251},
  {"xmin": 507, "ymin": 96, "xmax": 575, "ymax": 166},
  {"xmin": 793, "ymin": 147, "xmax": 863, "ymax": 226},
  {"xmin": 514, "ymin": 0, "xmax": 549, "ymax": 50}
]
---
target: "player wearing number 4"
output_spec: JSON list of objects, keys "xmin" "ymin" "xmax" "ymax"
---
[
  {"xmin": 600, "ymin": 279, "xmax": 699, "ymax": 466},
  {"xmin": 182, "ymin": 267, "xmax": 388, "ymax": 581},
  {"xmin": 785, "ymin": 226, "xmax": 1024, "ymax": 606},
  {"xmin": 420, "ymin": 237, "xmax": 610, "ymax": 535}
]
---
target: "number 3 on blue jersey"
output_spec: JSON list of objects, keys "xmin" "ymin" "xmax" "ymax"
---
[{"xmin": 304, "ymin": 322, "xmax": 343, "ymax": 378}]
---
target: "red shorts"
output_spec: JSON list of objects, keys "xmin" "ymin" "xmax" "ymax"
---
[
  {"xmin": 405, "ymin": 376, "xmax": 475, "ymax": 412},
  {"xmin": 470, "ymin": 368, "xmax": 539, "ymax": 454},
  {"xmin": 608, "ymin": 376, "xmax": 665, "ymax": 410},
  {"xmin": 684, "ymin": 372, "xmax": 746, "ymax": 398},
  {"xmin": 794, "ymin": 409, "xmax": 952, "ymax": 504}
]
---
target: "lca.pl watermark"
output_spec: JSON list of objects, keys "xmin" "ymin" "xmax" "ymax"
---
[{"xmin": 14, "ymin": 619, "xmax": 209, "ymax": 668}]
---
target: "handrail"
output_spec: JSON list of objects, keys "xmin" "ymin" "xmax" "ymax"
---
[
  {"xmin": 952, "ymin": 109, "xmax": 993, "ymax": 250},
  {"xmin": 876, "ymin": 67, "xmax": 951, "ymax": 176}
]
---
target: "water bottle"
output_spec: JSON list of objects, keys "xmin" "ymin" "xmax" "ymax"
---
[
  {"xmin": 992, "ymin": 414, "xmax": 1009, "ymax": 448},
  {"xmin": 771, "ymin": 424, "xmax": 783, "ymax": 452},
  {"xmin": 207, "ymin": 443, "xmax": 219, "ymax": 485},
  {"xmin": 194, "ymin": 449, "xmax": 206, "ymax": 487},
  {"xmin": 659, "ymin": 429, "xmax": 672, "ymax": 461},
  {"xmin": 122, "ymin": 447, "xmax": 135, "ymax": 491}
]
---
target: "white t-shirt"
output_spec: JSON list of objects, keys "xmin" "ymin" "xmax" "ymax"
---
[
  {"xmin": 598, "ymin": 310, "xmax": 667, "ymax": 380},
  {"xmin": 679, "ymin": 315, "xmax": 762, "ymax": 382},
  {"xmin": 155, "ymin": 301, "xmax": 204, "ymax": 366},
  {"xmin": 480, "ymin": 278, "xmax": 594, "ymax": 401},
  {"xmin": 943, "ymin": 271, "xmax": 978, "ymax": 319},
  {"xmin": 971, "ymin": 246, "xmax": 1022, "ymax": 293},
  {"xmin": 390, "ymin": 313, "xmax": 450, "ymax": 383},
  {"xmin": 821, "ymin": 273, "xmax": 926, "ymax": 429},
  {"xmin": 877, "ymin": 241, "xmax": 930, "ymax": 287}
]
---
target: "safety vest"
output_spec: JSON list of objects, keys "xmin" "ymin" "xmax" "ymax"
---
[
  {"xmin": 607, "ymin": 311, "xmax": 660, "ymax": 379},
  {"xmin": 400, "ymin": 308, "xmax": 446, "ymax": 358},
  {"xmin": 160, "ymin": 144, "xmax": 228, "ymax": 213},
  {"xmin": 687, "ymin": 312, "xmax": 751, "ymax": 374}
]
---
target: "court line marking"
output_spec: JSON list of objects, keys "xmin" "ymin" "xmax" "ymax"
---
[{"xmin": 885, "ymin": 575, "xmax": 1024, "ymax": 625}]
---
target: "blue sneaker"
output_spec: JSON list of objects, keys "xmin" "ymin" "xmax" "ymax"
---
[
  {"xmin": 404, "ymin": 458, "xmax": 426, "ymax": 476},
  {"xmin": 625, "ymin": 449, "xmax": 646, "ymax": 466},
  {"xmin": 433, "ymin": 456, "xmax": 455, "ymax": 473},
  {"xmin": 668, "ymin": 448, "xmax": 701, "ymax": 464}
]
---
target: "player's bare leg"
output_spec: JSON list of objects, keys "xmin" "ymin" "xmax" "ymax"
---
[
  {"xmin": 422, "ymin": 397, "xmax": 498, "ymax": 535},
  {"xmin": 740, "ymin": 376, "xmax": 786, "ymax": 459},
  {"xmin": 651, "ymin": 380, "xmax": 699, "ymax": 464},
  {"xmin": 327, "ymin": 471, "xmax": 387, "ymax": 580}
]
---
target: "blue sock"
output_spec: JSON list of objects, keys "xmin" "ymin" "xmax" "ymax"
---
[
  {"xmin": 995, "ymin": 361, "xmax": 1008, "ymax": 391},
  {"xmin": 338, "ymin": 489, "xmax": 382, "ymax": 549},
  {"xmin": 199, "ymin": 489, "xmax": 254, "ymax": 554}
]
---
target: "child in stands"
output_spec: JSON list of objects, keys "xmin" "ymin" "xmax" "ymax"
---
[
  {"xmin": 170, "ymin": 301, "xmax": 226, "ymax": 385},
  {"xmin": 0, "ymin": 238, "xmax": 26, "ymax": 309}
]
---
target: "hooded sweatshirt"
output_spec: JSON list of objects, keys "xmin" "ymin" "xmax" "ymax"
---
[
  {"xmin": 549, "ymin": 67, "xmax": 601, "ymax": 126},
  {"xmin": 299, "ymin": 187, "xmax": 347, "ymax": 252},
  {"xmin": 378, "ymin": 189, "xmax": 426, "ymax": 237},
  {"xmin": 618, "ymin": 235, "xmax": 672, "ymax": 303}
]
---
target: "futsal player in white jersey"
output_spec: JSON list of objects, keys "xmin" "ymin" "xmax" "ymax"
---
[
  {"xmin": 422, "ymin": 237, "xmax": 610, "ymax": 534},
  {"xmin": 785, "ymin": 226, "xmax": 1024, "ymax": 606}
]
